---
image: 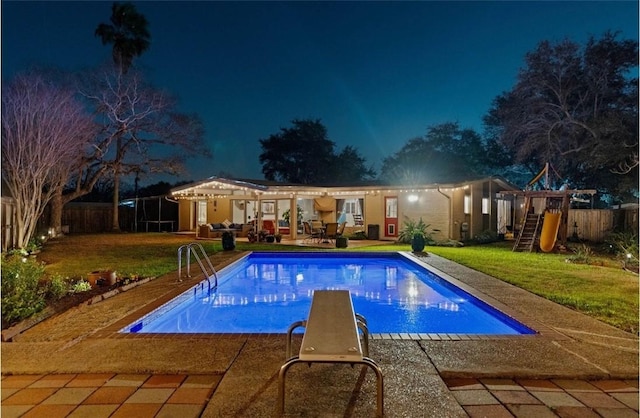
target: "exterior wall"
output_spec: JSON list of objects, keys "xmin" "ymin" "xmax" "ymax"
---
[
  {"xmin": 208, "ymin": 198, "xmax": 232, "ymax": 223},
  {"xmin": 398, "ymin": 191, "xmax": 450, "ymax": 242},
  {"xmin": 450, "ymin": 188, "xmax": 467, "ymax": 241},
  {"xmin": 177, "ymin": 200, "xmax": 192, "ymax": 231},
  {"xmin": 364, "ymin": 193, "xmax": 384, "ymax": 237},
  {"xmin": 468, "ymin": 183, "xmax": 483, "ymax": 239}
]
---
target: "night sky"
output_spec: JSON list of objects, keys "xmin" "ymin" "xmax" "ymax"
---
[{"xmin": 2, "ymin": 1, "xmax": 638, "ymax": 184}]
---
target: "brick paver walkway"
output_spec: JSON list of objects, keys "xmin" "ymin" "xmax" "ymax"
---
[
  {"xmin": 2, "ymin": 373, "xmax": 221, "ymax": 418},
  {"xmin": 445, "ymin": 377, "xmax": 639, "ymax": 418},
  {"xmin": 2, "ymin": 373, "xmax": 637, "ymax": 417}
]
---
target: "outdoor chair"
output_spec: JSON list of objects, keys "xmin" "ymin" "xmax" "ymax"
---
[
  {"xmin": 303, "ymin": 221, "xmax": 321, "ymax": 243},
  {"xmin": 324, "ymin": 222, "xmax": 339, "ymax": 243},
  {"xmin": 262, "ymin": 220, "xmax": 275, "ymax": 235},
  {"xmin": 337, "ymin": 221, "xmax": 346, "ymax": 236}
]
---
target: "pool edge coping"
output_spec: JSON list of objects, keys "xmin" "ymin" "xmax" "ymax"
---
[{"xmin": 97, "ymin": 250, "xmax": 566, "ymax": 341}]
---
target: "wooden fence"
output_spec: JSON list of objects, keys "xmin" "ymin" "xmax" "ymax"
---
[
  {"xmin": 567, "ymin": 209, "xmax": 614, "ymax": 242},
  {"xmin": 1, "ymin": 197, "xmax": 18, "ymax": 251},
  {"xmin": 61, "ymin": 202, "xmax": 135, "ymax": 234}
]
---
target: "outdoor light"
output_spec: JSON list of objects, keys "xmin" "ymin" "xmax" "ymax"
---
[
  {"xmin": 626, "ymin": 253, "xmax": 632, "ymax": 259},
  {"xmin": 407, "ymin": 194, "xmax": 419, "ymax": 203}
]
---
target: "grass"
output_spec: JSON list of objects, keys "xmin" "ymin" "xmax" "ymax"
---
[
  {"xmin": 425, "ymin": 242, "xmax": 639, "ymax": 335},
  {"xmin": 38, "ymin": 234, "xmax": 638, "ymax": 334}
]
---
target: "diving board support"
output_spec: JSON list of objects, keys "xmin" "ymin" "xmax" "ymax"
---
[{"xmin": 278, "ymin": 290, "xmax": 384, "ymax": 416}]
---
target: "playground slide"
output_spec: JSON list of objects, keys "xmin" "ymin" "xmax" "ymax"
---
[{"xmin": 539, "ymin": 211, "xmax": 561, "ymax": 252}]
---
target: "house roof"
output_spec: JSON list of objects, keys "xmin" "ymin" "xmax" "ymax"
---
[{"xmin": 170, "ymin": 175, "xmax": 521, "ymax": 199}]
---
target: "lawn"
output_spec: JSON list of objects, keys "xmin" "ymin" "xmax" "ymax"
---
[{"xmin": 39, "ymin": 233, "xmax": 638, "ymax": 334}]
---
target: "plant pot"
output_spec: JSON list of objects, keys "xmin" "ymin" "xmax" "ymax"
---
[
  {"xmin": 222, "ymin": 231, "xmax": 236, "ymax": 250},
  {"xmin": 411, "ymin": 234, "xmax": 426, "ymax": 253},
  {"xmin": 336, "ymin": 236, "xmax": 348, "ymax": 248},
  {"xmin": 266, "ymin": 235, "xmax": 275, "ymax": 243},
  {"xmin": 275, "ymin": 235, "xmax": 282, "ymax": 243},
  {"xmin": 87, "ymin": 270, "xmax": 116, "ymax": 288}
]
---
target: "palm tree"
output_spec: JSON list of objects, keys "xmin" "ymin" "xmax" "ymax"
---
[{"xmin": 95, "ymin": 2, "xmax": 150, "ymax": 73}]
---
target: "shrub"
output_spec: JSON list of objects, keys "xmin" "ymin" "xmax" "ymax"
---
[
  {"xmin": 46, "ymin": 274, "xmax": 69, "ymax": 300},
  {"xmin": 472, "ymin": 230, "xmax": 499, "ymax": 244},
  {"xmin": 566, "ymin": 244, "xmax": 594, "ymax": 264},
  {"xmin": 603, "ymin": 231, "xmax": 639, "ymax": 269},
  {"xmin": 347, "ymin": 230, "xmax": 368, "ymax": 240},
  {"xmin": 397, "ymin": 217, "xmax": 435, "ymax": 245},
  {"xmin": 70, "ymin": 280, "xmax": 92, "ymax": 293},
  {"xmin": 1, "ymin": 254, "xmax": 47, "ymax": 325}
]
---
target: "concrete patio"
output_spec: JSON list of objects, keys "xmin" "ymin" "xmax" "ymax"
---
[{"xmin": 1, "ymin": 251, "xmax": 638, "ymax": 417}]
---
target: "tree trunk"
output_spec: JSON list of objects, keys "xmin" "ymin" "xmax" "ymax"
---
[
  {"xmin": 112, "ymin": 168, "xmax": 121, "ymax": 231},
  {"xmin": 49, "ymin": 192, "xmax": 64, "ymax": 237}
]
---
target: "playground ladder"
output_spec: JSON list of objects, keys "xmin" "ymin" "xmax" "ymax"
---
[
  {"xmin": 177, "ymin": 242, "xmax": 218, "ymax": 294},
  {"xmin": 513, "ymin": 213, "xmax": 542, "ymax": 252}
]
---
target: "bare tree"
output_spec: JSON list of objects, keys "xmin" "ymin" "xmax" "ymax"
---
[
  {"xmin": 82, "ymin": 67, "xmax": 208, "ymax": 230},
  {"xmin": 1, "ymin": 74, "xmax": 96, "ymax": 248}
]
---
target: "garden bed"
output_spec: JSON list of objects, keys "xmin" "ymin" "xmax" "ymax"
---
[{"xmin": 1, "ymin": 276, "xmax": 153, "ymax": 342}]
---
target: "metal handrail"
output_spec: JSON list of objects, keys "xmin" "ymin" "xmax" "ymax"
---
[{"xmin": 177, "ymin": 242, "xmax": 219, "ymax": 294}]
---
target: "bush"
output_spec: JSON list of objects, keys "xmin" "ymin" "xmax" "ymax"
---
[
  {"xmin": 603, "ymin": 231, "xmax": 639, "ymax": 269},
  {"xmin": 566, "ymin": 244, "xmax": 594, "ymax": 264},
  {"xmin": 472, "ymin": 230, "xmax": 500, "ymax": 244},
  {"xmin": 397, "ymin": 217, "xmax": 435, "ymax": 245},
  {"xmin": 347, "ymin": 230, "xmax": 368, "ymax": 240},
  {"xmin": 46, "ymin": 274, "xmax": 69, "ymax": 300},
  {"xmin": 1, "ymin": 254, "xmax": 47, "ymax": 325},
  {"xmin": 70, "ymin": 280, "xmax": 92, "ymax": 293}
]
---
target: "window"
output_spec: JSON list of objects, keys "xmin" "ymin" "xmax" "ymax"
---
[
  {"xmin": 197, "ymin": 201, "xmax": 207, "ymax": 225},
  {"xmin": 482, "ymin": 198, "xmax": 490, "ymax": 215}
]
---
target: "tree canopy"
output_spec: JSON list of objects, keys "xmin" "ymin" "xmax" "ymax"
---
[
  {"xmin": 95, "ymin": 2, "xmax": 151, "ymax": 73},
  {"xmin": 379, "ymin": 122, "xmax": 494, "ymax": 185},
  {"xmin": 484, "ymin": 32, "xmax": 638, "ymax": 201},
  {"xmin": 259, "ymin": 119, "xmax": 375, "ymax": 184}
]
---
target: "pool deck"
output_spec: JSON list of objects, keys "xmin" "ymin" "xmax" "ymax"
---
[{"xmin": 2, "ymin": 250, "xmax": 638, "ymax": 417}]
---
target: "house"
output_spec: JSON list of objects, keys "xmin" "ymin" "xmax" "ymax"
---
[{"xmin": 170, "ymin": 176, "xmax": 521, "ymax": 242}]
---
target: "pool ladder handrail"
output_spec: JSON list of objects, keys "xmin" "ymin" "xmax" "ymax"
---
[{"xmin": 177, "ymin": 242, "xmax": 218, "ymax": 294}]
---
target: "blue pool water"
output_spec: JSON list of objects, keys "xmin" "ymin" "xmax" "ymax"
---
[{"xmin": 122, "ymin": 252, "xmax": 535, "ymax": 335}]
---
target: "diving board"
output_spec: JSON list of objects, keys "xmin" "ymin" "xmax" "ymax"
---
[{"xmin": 277, "ymin": 290, "xmax": 384, "ymax": 416}]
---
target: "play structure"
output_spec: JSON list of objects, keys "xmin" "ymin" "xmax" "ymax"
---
[
  {"xmin": 539, "ymin": 210, "xmax": 561, "ymax": 252},
  {"xmin": 502, "ymin": 164, "xmax": 597, "ymax": 253}
]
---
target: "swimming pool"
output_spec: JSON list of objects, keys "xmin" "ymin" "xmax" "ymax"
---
[{"xmin": 121, "ymin": 252, "xmax": 535, "ymax": 335}]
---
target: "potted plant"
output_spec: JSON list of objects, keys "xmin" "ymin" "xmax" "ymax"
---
[
  {"xmin": 87, "ymin": 270, "xmax": 117, "ymax": 287},
  {"xmin": 222, "ymin": 231, "xmax": 236, "ymax": 250},
  {"xmin": 411, "ymin": 232, "xmax": 426, "ymax": 253},
  {"xmin": 274, "ymin": 233, "xmax": 282, "ymax": 243},
  {"xmin": 282, "ymin": 205, "xmax": 304, "ymax": 227}
]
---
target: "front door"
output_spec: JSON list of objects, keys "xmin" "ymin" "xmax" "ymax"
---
[{"xmin": 384, "ymin": 196, "xmax": 398, "ymax": 238}]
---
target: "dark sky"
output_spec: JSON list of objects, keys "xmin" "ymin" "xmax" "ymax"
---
[{"xmin": 2, "ymin": 1, "xmax": 638, "ymax": 184}]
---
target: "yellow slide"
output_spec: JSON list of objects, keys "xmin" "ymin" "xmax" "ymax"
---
[{"xmin": 539, "ymin": 211, "xmax": 561, "ymax": 252}]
